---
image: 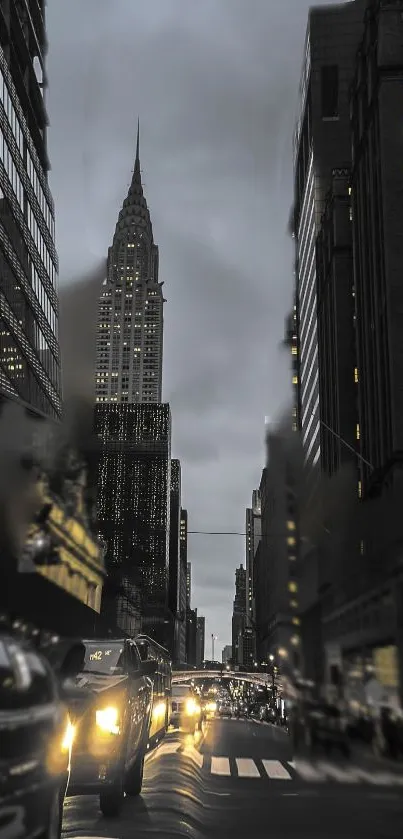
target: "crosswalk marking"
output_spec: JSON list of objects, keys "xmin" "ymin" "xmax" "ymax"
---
[
  {"xmin": 288, "ymin": 760, "xmax": 325, "ymax": 782},
  {"xmin": 211, "ymin": 756, "xmax": 231, "ymax": 776},
  {"xmin": 158, "ymin": 742, "xmax": 180, "ymax": 756},
  {"xmin": 183, "ymin": 747, "xmax": 203, "ymax": 769},
  {"xmin": 236, "ymin": 758, "xmax": 260, "ymax": 778},
  {"xmin": 263, "ymin": 760, "xmax": 292, "ymax": 780},
  {"xmin": 147, "ymin": 744, "xmax": 403, "ymax": 788}
]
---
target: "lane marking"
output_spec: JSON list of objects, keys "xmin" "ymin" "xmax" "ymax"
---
[
  {"xmin": 288, "ymin": 760, "xmax": 325, "ymax": 782},
  {"xmin": 263, "ymin": 760, "xmax": 292, "ymax": 780},
  {"xmin": 236, "ymin": 758, "xmax": 260, "ymax": 778},
  {"xmin": 211, "ymin": 756, "xmax": 231, "ymax": 776}
]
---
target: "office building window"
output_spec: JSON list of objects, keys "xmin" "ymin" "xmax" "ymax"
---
[{"xmin": 321, "ymin": 65, "xmax": 339, "ymax": 119}]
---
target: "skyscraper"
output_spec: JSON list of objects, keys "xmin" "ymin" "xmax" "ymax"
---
[
  {"xmin": 196, "ymin": 615, "xmax": 205, "ymax": 667},
  {"xmin": 179, "ymin": 509, "xmax": 188, "ymax": 664},
  {"xmin": 186, "ymin": 560, "xmax": 191, "ymax": 608},
  {"xmin": 254, "ymin": 432, "xmax": 300, "ymax": 670},
  {"xmin": 231, "ymin": 564, "xmax": 247, "ymax": 665},
  {"xmin": 95, "ymin": 122, "xmax": 164, "ymax": 406},
  {"xmin": 95, "ymin": 402, "xmax": 171, "ymax": 642},
  {"xmin": 293, "ymin": 0, "xmax": 367, "ymax": 473},
  {"xmin": 245, "ymin": 489, "xmax": 261, "ymax": 627},
  {"xmin": 0, "ymin": 1, "xmax": 60, "ymax": 418},
  {"xmin": 168, "ymin": 459, "xmax": 181, "ymax": 660}
]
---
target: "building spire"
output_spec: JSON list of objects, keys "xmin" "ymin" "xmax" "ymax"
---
[{"xmin": 134, "ymin": 117, "xmax": 140, "ymax": 180}]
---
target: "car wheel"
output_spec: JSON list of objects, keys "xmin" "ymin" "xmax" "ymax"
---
[
  {"xmin": 38, "ymin": 788, "xmax": 63, "ymax": 839},
  {"xmin": 125, "ymin": 751, "xmax": 145, "ymax": 797},
  {"xmin": 99, "ymin": 777, "xmax": 124, "ymax": 817}
]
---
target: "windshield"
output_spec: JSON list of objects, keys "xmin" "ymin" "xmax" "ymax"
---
[
  {"xmin": 172, "ymin": 685, "xmax": 191, "ymax": 697},
  {"xmin": 82, "ymin": 643, "xmax": 125, "ymax": 675}
]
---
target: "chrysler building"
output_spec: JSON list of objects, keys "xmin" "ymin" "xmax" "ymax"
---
[{"xmin": 95, "ymin": 123, "xmax": 164, "ymax": 404}]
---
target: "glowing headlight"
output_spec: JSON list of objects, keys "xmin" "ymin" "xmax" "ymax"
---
[
  {"xmin": 96, "ymin": 706, "xmax": 120, "ymax": 735},
  {"xmin": 185, "ymin": 698, "xmax": 200, "ymax": 716},
  {"xmin": 61, "ymin": 719, "xmax": 75, "ymax": 753}
]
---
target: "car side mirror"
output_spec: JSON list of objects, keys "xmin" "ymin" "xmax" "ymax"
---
[{"xmin": 141, "ymin": 659, "xmax": 157, "ymax": 676}]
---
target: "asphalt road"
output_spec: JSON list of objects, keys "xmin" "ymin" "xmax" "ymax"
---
[{"xmin": 62, "ymin": 717, "xmax": 403, "ymax": 839}]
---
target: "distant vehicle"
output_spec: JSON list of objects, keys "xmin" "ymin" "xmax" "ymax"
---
[
  {"xmin": 234, "ymin": 702, "xmax": 248, "ymax": 718},
  {"xmin": 170, "ymin": 684, "xmax": 201, "ymax": 733},
  {"xmin": 0, "ymin": 633, "xmax": 72, "ymax": 839},
  {"xmin": 136, "ymin": 634, "xmax": 172, "ymax": 743},
  {"xmin": 218, "ymin": 700, "xmax": 233, "ymax": 718},
  {"xmin": 67, "ymin": 637, "xmax": 156, "ymax": 817}
]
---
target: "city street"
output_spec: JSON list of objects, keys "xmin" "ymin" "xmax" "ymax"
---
[{"xmin": 62, "ymin": 717, "xmax": 403, "ymax": 839}]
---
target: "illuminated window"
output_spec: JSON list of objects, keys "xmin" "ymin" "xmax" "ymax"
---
[
  {"xmin": 356, "ymin": 423, "xmax": 360, "ymax": 440},
  {"xmin": 360, "ymin": 540, "xmax": 365, "ymax": 555},
  {"xmin": 358, "ymin": 480, "xmax": 362, "ymax": 499},
  {"xmin": 291, "ymin": 634, "xmax": 300, "ymax": 646},
  {"xmin": 348, "ymin": 186, "xmax": 352, "ymax": 196},
  {"xmin": 292, "ymin": 376, "xmax": 298, "ymax": 385},
  {"xmin": 290, "ymin": 599, "xmax": 298, "ymax": 609},
  {"xmin": 287, "ymin": 521, "xmax": 295, "ymax": 531},
  {"xmin": 287, "ymin": 536, "xmax": 296, "ymax": 547},
  {"xmin": 291, "ymin": 347, "xmax": 297, "ymax": 356},
  {"xmin": 354, "ymin": 368, "xmax": 359, "ymax": 383},
  {"xmin": 292, "ymin": 617, "xmax": 301, "ymax": 626},
  {"xmin": 288, "ymin": 581, "xmax": 297, "ymax": 593}
]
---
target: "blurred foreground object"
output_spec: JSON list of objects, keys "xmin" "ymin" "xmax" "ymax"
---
[{"xmin": 0, "ymin": 631, "xmax": 71, "ymax": 839}]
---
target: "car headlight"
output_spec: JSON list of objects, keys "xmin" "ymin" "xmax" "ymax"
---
[
  {"xmin": 185, "ymin": 698, "xmax": 200, "ymax": 716},
  {"xmin": 96, "ymin": 706, "xmax": 120, "ymax": 735},
  {"xmin": 61, "ymin": 719, "xmax": 76, "ymax": 753}
]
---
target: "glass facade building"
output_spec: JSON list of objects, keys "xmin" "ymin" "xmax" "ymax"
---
[
  {"xmin": 0, "ymin": 1, "xmax": 60, "ymax": 418},
  {"xmin": 293, "ymin": 0, "xmax": 367, "ymax": 472}
]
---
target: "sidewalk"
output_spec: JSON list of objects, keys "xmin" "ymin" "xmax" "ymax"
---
[{"xmin": 351, "ymin": 740, "xmax": 403, "ymax": 773}]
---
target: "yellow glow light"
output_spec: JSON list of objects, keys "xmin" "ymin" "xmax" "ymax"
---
[{"xmin": 96, "ymin": 706, "xmax": 120, "ymax": 735}]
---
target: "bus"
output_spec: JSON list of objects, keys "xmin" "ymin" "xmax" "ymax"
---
[{"xmin": 135, "ymin": 634, "xmax": 172, "ymax": 743}]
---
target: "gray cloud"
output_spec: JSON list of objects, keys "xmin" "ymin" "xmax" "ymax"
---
[{"xmin": 47, "ymin": 0, "xmax": 336, "ymax": 650}]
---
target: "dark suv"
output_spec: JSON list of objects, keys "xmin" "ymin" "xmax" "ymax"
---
[{"xmin": 67, "ymin": 638, "xmax": 155, "ymax": 816}]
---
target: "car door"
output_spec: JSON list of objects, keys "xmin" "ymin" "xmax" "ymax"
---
[{"xmin": 125, "ymin": 643, "xmax": 146, "ymax": 762}]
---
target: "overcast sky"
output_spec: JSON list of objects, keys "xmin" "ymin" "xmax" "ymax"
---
[{"xmin": 47, "ymin": 0, "xmax": 335, "ymax": 657}]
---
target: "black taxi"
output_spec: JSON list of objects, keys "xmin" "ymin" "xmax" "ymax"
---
[{"xmin": 67, "ymin": 638, "xmax": 155, "ymax": 816}]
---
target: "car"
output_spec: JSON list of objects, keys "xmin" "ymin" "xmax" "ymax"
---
[
  {"xmin": 218, "ymin": 701, "xmax": 233, "ymax": 717},
  {"xmin": 0, "ymin": 633, "xmax": 72, "ymax": 839},
  {"xmin": 66, "ymin": 637, "xmax": 156, "ymax": 817},
  {"xmin": 170, "ymin": 684, "xmax": 201, "ymax": 732},
  {"xmin": 201, "ymin": 693, "xmax": 218, "ymax": 719}
]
